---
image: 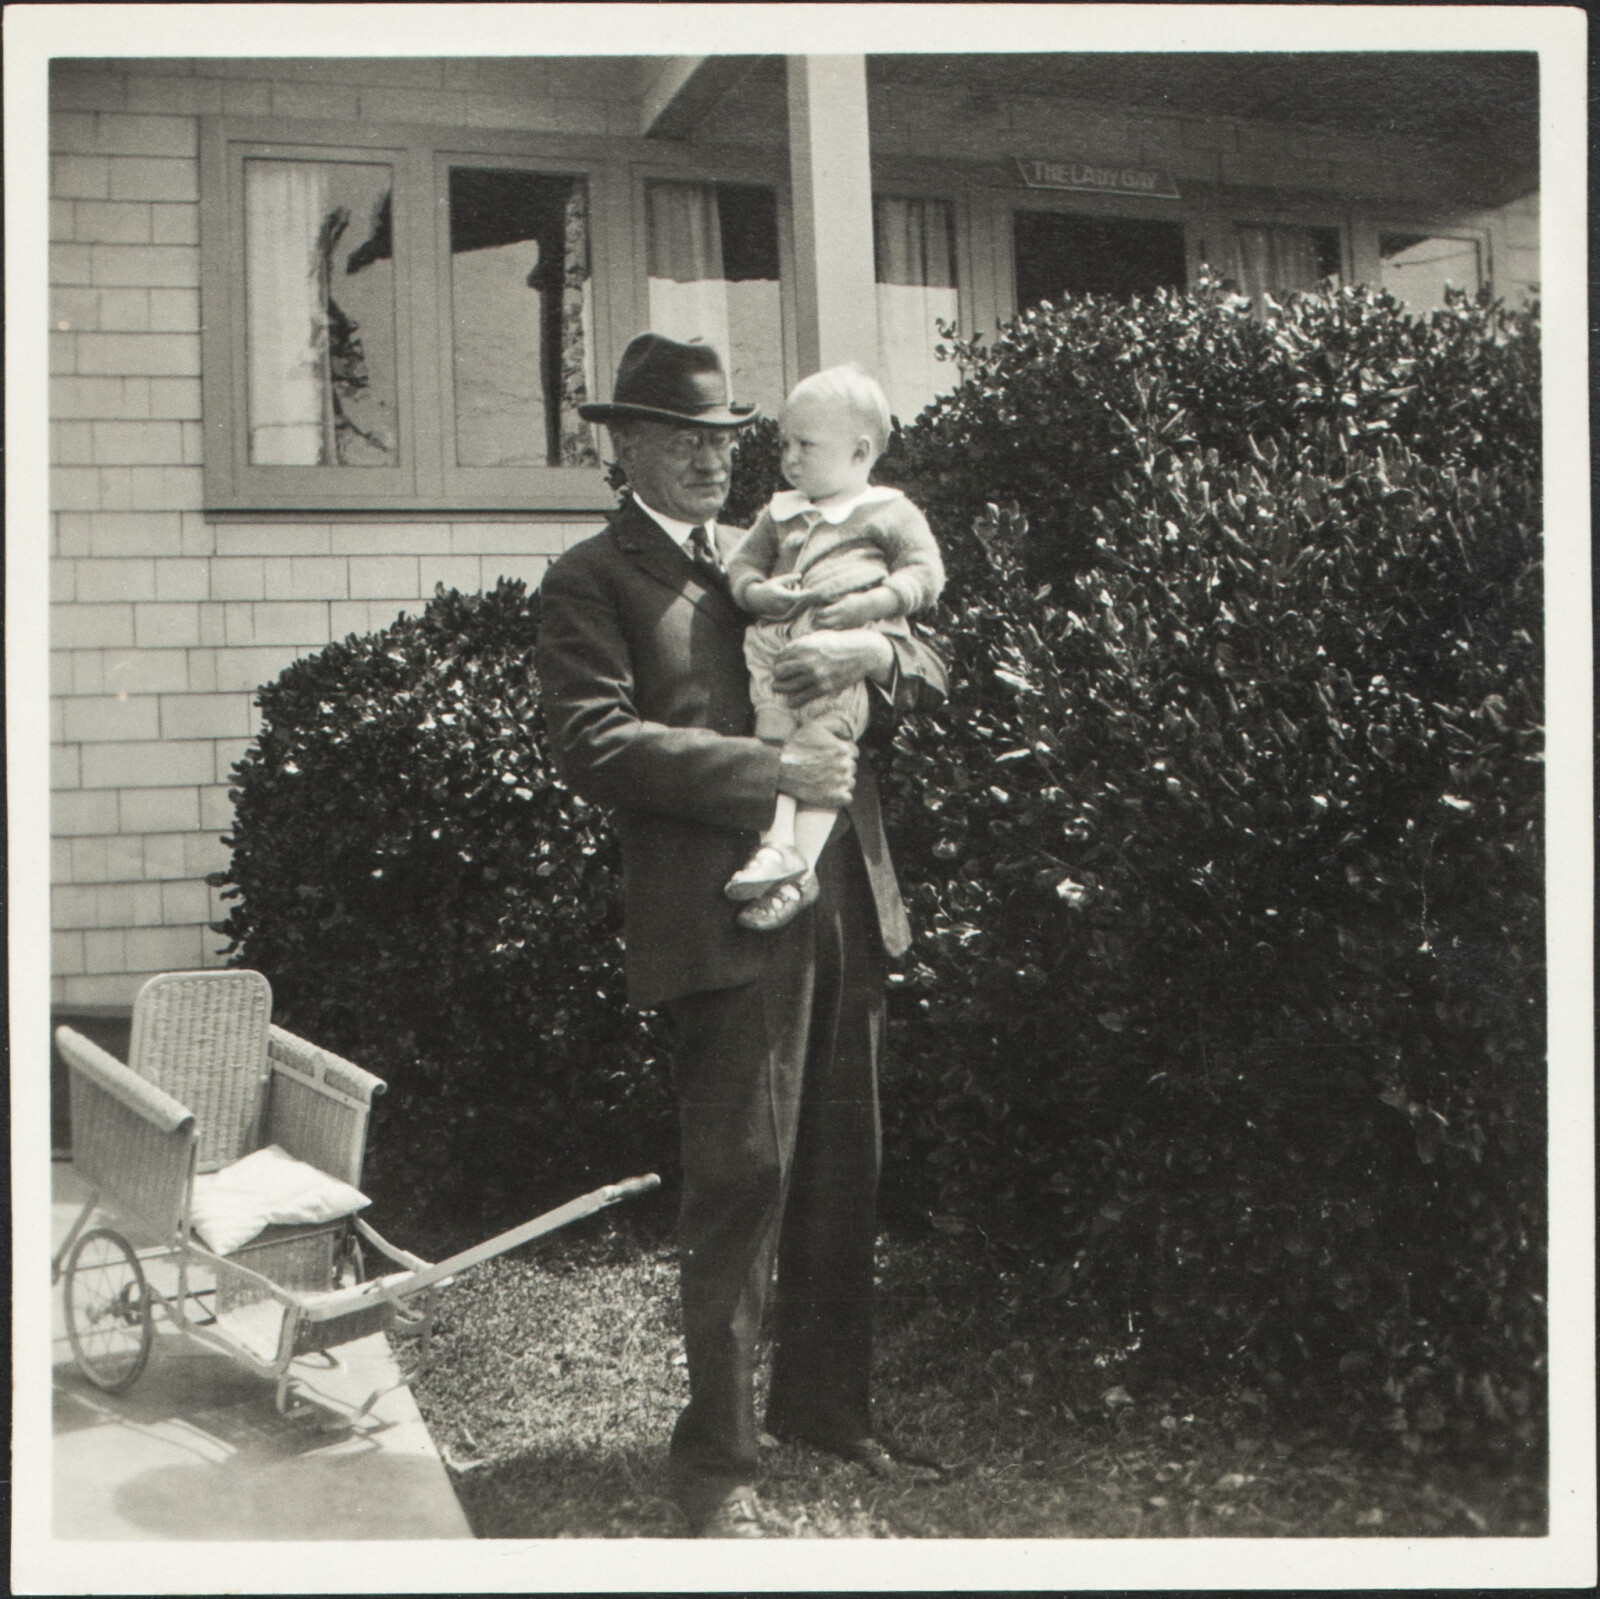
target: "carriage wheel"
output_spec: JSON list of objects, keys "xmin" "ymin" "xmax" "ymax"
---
[{"xmin": 64, "ymin": 1228, "xmax": 154, "ymax": 1393}]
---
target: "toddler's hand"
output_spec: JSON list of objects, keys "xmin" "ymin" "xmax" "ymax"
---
[
  {"xmin": 812, "ymin": 587, "xmax": 899, "ymax": 630},
  {"xmin": 744, "ymin": 574, "xmax": 805, "ymax": 618}
]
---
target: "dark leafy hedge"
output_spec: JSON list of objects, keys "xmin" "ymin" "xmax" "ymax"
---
[
  {"xmin": 214, "ymin": 280, "xmax": 1543, "ymax": 1447},
  {"xmin": 876, "ymin": 282, "xmax": 1543, "ymax": 1453},
  {"xmin": 879, "ymin": 277, "xmax": 1540, "ymax": 590},
  {"xmin": 882, "ymin": 465, "xmax": 1542, "ymax": 1451}
]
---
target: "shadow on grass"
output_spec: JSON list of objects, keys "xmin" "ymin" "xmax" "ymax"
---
[{"xmin": 447, "ymin": 1445, "xmax": 685, "ymax": 1539}]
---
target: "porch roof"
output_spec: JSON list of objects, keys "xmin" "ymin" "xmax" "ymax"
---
[{"xmin": 638, "ymin": 52, "xmax": 1538, "ymax": 205}]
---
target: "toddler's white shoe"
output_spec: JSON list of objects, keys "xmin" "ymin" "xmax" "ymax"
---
[
  {"xmin": 736, "ymin": 871, "xmax": 819, "ymax": 932},
  {"xmin": 725, "ymin": 843, "xmax": 807, "ymax": 901}
]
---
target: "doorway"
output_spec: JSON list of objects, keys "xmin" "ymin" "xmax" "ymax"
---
[{"xmin": 1013, "ymin": 210, "xmax": 1188, "ymax": 310}]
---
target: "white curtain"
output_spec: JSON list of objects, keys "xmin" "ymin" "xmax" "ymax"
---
[
  {"xmin": 646, "ymin": 180, "xmax": 785, "ymax": 417},
  {"xmin": 244, "ymin": 161, "xmax": 330, "ymax": 466},
  {"xmin": 875, "ymin": 197, "xmax": 959, "ymax": 425},
  {"xmin": 575, "ymin": 274, "xmax": 598, "ymax": 458},
  {"xmin": 1236, "ymin": 226, "xmax": 1326, "ymax": 310},
  {"xmin": 646, "ymin": 180, "xmax": 731, "ymax": 370}
]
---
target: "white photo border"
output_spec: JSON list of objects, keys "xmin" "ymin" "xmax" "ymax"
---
[{"xmin": 8, "ymin": 5, "xmax": 1592, "ymax": 1592}]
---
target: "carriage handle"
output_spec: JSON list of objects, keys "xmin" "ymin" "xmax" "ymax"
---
[{"xmin": 356, "ymin": 1173, "xmax": 661, "ymax": 1306}]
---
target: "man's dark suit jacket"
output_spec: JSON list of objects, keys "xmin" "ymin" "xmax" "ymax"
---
[{"xmin": 537, "ymin": 495, "xmax": 947, "ymax": 1011}]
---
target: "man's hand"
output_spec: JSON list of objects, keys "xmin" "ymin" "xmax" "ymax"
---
[
  {"xmin": 775, "ymin": 723, "xmax": 857, "ymax": 808},
  {"xmin": 772, "ymin": 629, "xmax": 895, "ymax": 707}
]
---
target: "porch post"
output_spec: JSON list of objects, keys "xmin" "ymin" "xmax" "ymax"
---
[{"xmin": 786, "ymin": 55, "xmax": 878, "ymax": 377}]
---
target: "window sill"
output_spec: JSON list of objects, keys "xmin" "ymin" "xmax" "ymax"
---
[{"xmin": 203, "ymin": 498, "xmax": 620, "ymax": 524}]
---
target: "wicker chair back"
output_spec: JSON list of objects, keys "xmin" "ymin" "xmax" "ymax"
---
[{"xmin": 129, "ymin": 970, "xmax": 273, "ymax": 1171}]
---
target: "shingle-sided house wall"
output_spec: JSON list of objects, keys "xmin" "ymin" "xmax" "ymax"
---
[{"xmin": 49, "ymin": 58, "xmax": 627, "ymax": 1007}]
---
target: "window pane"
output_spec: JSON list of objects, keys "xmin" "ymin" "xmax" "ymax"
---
[
  {"xmin": 1014, "ymin": 210, "xmax": 1187, "ymax": 309},
  {"xmin": 874, "ymin": 196, "xmax": 958, "ymax": 425},
  {"xmin": 244, "ymin": 159, "xmax": 398, "ymax": 467},
  {"xmin": 646, "ymin": 180, "xmax": 783, "ymax": 417},
  {"xmin": 1379, "ymin": 232, "xmax": 1481, "ymax": 314},
  {"xmin": 448, "ymin": 168, "xmax": 598, "ymax": 469}
]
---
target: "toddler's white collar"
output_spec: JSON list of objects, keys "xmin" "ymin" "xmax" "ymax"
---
[{"xmin": 769, "ymin": 485, "xmax": 903, "ymax": 525}]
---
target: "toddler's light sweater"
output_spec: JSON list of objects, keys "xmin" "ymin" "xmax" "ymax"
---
[{"xmin": 728, "ymin": 486, "xmax": 944, "ymax": 619}]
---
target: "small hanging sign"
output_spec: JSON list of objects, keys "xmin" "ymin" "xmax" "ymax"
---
[{"xmin": 1015, "ymin": 157, "xmax": 1180, "ymax": 200}]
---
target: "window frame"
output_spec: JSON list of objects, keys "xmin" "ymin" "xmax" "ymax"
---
[
  {"xmin": 626, "ymin": 156, "xmax": 982, "ymax": 420},
  {"xmin": 199, "ymin": 115, "xmax": 624, "ymax": 518},
  {"xmin": 1216, "ymin": 201, "xmax": 1352, "ymax": 286},
  {"xmin": 206, "ymin": 132, "xmax": 424, "ymax": 507},
  {"xmin": 430, "ymin": 150, "xmax": 609, "ymax": 506},
  {"xmin": 871, "ymin": 159, "xmax": 991, "ymax": 340},
  {"xmin": 1368, "ymin": 219, "xmax": 1490, "ymax": 309}
]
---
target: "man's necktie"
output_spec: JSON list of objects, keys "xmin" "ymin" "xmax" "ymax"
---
[{"xmin": 687, "ymin": 524, "xmax": 724, "ymax": 582}]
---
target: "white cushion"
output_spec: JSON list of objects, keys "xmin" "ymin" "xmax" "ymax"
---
[{"xmin": 189, "ymin": 1144, "xmax": 370, "ymax": 1256}]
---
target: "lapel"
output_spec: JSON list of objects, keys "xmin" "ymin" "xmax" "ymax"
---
[{"xmin": 610, "ymin": 497, "xmax": 742, "ymax": 625}]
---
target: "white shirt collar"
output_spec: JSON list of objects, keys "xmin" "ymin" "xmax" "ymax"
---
[
  {"xmin": 631, "ymin": 493, "xmax": 715, "ymax": 550},
  {"xmin": 768, "ymin": 484, "xmax": 903, "ymax": 525}
]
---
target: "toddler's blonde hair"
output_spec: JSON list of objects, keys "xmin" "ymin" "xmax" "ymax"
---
[{"xmin": 784, "ymin": 363, "xmax": 892, "ymax": 457}]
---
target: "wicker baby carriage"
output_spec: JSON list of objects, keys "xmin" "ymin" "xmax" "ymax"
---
[{"xmin": 52, "ymin": 969, "xmax": 657, "ymax": 1414}]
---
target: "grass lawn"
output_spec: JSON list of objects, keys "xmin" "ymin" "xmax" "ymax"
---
[{"xmin": 408, "ymin": 1221, "xmax": 1545, "ymax": 1541}]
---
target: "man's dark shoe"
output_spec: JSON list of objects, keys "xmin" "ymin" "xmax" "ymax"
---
[
  {"xmin": 688, "ymin": 1484, "xmax": 767, "ymax": 1538},
  {"xmin": 668, "ymin": 1467, "xmax": 768, "ymax": 1538}
]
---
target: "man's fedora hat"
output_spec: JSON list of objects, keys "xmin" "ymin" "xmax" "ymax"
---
[{"xmin": 578, "ymin": 332, "xmax": 757, "ymax": 428}]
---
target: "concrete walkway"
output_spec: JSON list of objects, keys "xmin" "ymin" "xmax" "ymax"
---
[{"xmin": 51, "ymin": 1163, "xmax": 473, "ymax": 1541}]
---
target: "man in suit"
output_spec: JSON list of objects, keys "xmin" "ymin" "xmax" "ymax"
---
[{"xmin": 537, "ymin": 334, "xmax": 946, "ymax": 1537}]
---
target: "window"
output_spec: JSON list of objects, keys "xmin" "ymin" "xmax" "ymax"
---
[
  {"xmin": 645, "ymin": 179, "xmax": 784, "ymax": 417},
  {"xmin": 1234, "ymin": 225, "xmax": 1343, "ymax": 307},
  {"xmin": 1013, "ymin": 210, "xmax": 1188, "ymax": 310},
  {"xmin": 874, "ymin": 196, "xmax": 958, "ymax": 426},
  {"xmin": 1378, "ymin": 231, "xmax": 1482, "ymax": 314},
  {"xmin": 201, "ymin": 122, "xmax": 617, "ymax": 514}
]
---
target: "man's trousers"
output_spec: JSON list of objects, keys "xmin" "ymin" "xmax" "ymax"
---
[{"xmin": 664, "ymin": 817, "xmax": 887, "ymax": 1486}]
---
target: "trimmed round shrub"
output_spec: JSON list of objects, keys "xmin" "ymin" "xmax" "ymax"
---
[{"xmin": 881, "ymin": 454, "xmax": 1542, "ymax": 1450}]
